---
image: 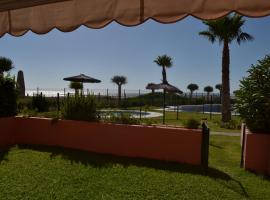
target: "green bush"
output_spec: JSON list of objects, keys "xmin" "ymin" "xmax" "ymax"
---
[
  {"xmin": 183, "ymin": 118, "xmax": 201, "ymax": 129},
  {"xmin": 235, "ymin": 55, "xmax": 270, "ymax": 133},
  {"xmin": 0, "ymin": 76, "xmax": 17, "ymax": 117},
  {"xmin": 32, "ymin": 93, "xmax": 49, "ymax": 112},
  {"xmin": 61, "ymin": 96, "xmax": 98, "ymax": 122},
  {"xmin": 102, "ymin": 112, "xmax": 140, "ymax": 125},
  {"xmin": 220, "ymin": 119, "xmax": 241, "ymax": 130}
]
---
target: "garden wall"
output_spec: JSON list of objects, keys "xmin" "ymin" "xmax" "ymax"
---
[
  {"xmin": 244, "ymin": 128, "xmax": 270, "ymax": 175},
  {"xmin": 0, "ymin": 117, "xmax": 203, "ymax": 165},
  {"xmin": 0, "ymin": 117, "xmax": 15, "ymax": 149}
]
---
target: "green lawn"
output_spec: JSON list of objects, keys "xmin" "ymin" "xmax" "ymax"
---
[
  {"xmin": 142, "ymin": 110, "xmax": 241, "ymax": 133},
  {"xmin": 0, "ymin": 136, "xmax": 269, "ymax": 199}
]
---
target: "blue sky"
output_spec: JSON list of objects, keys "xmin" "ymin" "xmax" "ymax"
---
[{"xmin": 0, "ymin": 15, "xmax": 270, "ymax": 93}]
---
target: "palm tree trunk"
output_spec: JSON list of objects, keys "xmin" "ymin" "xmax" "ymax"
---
[
  {"xmin": 162, "ymin": 66, "xmax": 167, "ymax": 84},
  {"xmin": 118, "ymin": 84, "xmax": 121, "ymax": 106},
  {"xmin": 221, "ymin": 40, "xmax": 232, "ymax": 122}
]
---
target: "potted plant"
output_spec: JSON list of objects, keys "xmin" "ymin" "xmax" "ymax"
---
[{"xmin": 235, "ymin": 55, "xmax": 270, "ymax": 175}]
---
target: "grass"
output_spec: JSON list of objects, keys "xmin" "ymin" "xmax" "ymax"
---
[
  {"xmin": 0, "ymin": 136, "xmax": 269, "ymax": 199},
  {"xmin": 145, "ymin": 111, "xmax": 241, "ymax": 133}
]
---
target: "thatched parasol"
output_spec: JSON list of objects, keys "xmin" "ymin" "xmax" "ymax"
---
[{"xmin": 146, "ymin": 82, "xmax": 182, "ymax": 124}]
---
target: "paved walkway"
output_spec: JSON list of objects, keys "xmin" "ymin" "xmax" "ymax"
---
[{"xmin": 211, "ymin": 131, "xmax": 240, "ymax": 136}]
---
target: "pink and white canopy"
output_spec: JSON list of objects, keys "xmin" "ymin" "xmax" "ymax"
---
[{"xmin": 1, "ymin": 0, "xmax": 270, "ymax": 37}]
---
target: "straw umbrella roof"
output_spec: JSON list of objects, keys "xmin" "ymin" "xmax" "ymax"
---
[
  {"xmin": 63, "ymin": 74, "xmax": 101, "ymax": 83},
  {"xmin": 0, "ymin": 0, "xmax": 269, "ymax": 37},
  {"xmin": 146, "ymin": 82, "xmax": 182, "ymax": 94}
]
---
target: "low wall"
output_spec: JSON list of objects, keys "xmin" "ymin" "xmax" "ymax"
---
[
  {"xmin": 0, "ymin": 117, "xmax": 16, "ymax": 149},
  {"xmin": 244, "ymin": 128, "xmax": 270, "ymax": 175},
  {"xmin": 0, "ymin": 117, "xmax": 203, "ymax": 165}
]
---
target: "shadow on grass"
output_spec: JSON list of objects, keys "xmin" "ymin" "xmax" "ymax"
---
[
  {"xmin": 16, "ymin": 144, "xmax": 248, "ymax": 198},
  {"xmin": 0, "ymin": 147, "xmax": 12, "ymax": 163}
]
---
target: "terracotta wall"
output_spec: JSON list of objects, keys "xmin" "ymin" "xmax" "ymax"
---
[
  {"xmin": 1, "ymin": 117, "xmax": 203, "ymax": 165},
  {"xmin": 0, "ymin": 117, "xmax": 15, "ymax": 148},
  {"xmin": 244, "ymin": 130, "xmax": 270, "ymax": 175}
]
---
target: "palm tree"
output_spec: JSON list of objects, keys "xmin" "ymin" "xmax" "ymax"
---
[
  {"xmin": 187, "ymin": 83, "xmax": 199, "ymax": 100},
  {"xmin": 69, "ymin": 81, "xmax": 83, "ymax": 96},
  {"xmin": 111, "ymin": 75, "xmax": 127, "ymax": 105},
  {"xmin": 154, "ymin": 55, "xmax": 173, "ymax": 84},
  {"xmin": 0, "ymin": 57, "xmax": 14, "ymax": 77},
  {"xmin": 215, "ymin": 84, "xmax": 222, "ymax": 103},
  {"xmin": 204, "ymin": 86, "xmax": 213, "ymax": 103},
  {"xmin": 199, "ymin": 14, "xmax": 253, "ymax": 122}
]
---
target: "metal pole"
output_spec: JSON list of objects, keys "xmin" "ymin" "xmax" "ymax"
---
[
  {"xmin": 176, "ymin": 95, "xmax": 179, "ymax": 120},
  {"xmin": 210, "ymin": 95, "xmax": 213, "ymax": 120},
  {"xmin": 64, "ymin": 88, "xmax": 66, "ymax": 97},
  {"xmin": 139, "ymin": 89, "xmax": 142, "ymax": 120},
  {"xmin": 57, "ymin": 93, "xmax": 60, "ymax": 118},
  {"xmin": 163, "ymin": 89, "xmax": 166, "ymax": 124}
]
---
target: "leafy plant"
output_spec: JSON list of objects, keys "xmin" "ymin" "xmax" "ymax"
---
[
  {"xmin": 220, "ymin": 119, "xmax": 241, "ymax": 130},
  {"xmin": 183, "ymin": 118, "xmax": 201, "ymax": 129},
  {"xmin": 32, "ymin": 93, "xmax": 49, "ymax": 112},
  {"xmin": 61, "ymin": 95, "xmax": 98, "ymax": 122},
  {"xmin": 235, "ymin": 55, "xmax": 270, "ymax": 133},
  {"xmin": 102, "ymin": 112, "xmax": 140, "ymax": 125},
  {"xmin": 0, "ymin": 76, "xmax": 17, "ymax": 117}
]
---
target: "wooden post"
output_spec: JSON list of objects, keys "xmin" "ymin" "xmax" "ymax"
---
[
  {"xmin": 201, "ymin": 122, "xmax": 210, "ymax": 172},
  {"xmin": 240, "ymin": 124, "xmax": 246, "ymax": 168}
]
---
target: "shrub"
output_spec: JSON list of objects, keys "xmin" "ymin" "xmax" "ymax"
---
[
  {"xmin": 183, "ymin": 118, "xmax": 201, "ymax": 129},
  {"xmin": 235, "ymin": 55, "xmax": 270, "ymax": 133},
  {"xmin": 102, "ymin": 112, "xmax": 140, "ymax": 125},
  {"xmin": 32, "ymin": 93, "xmax": 49, "ymax": 112},
  {"xmin": 220, "ymin": 119, "xmax": 241, "ymax": 130},
  {"xmin": 61, "ymin": 95, "xmax": 98, "ymax": 121},
  {"xmin": 0, "ymin": 76, "xmax": 17, "ymax": 117}
]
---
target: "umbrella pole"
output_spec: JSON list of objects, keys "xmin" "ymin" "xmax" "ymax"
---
[{"xmin": 163, "ymin": 89, "xmax": 166, "ymax": 124}]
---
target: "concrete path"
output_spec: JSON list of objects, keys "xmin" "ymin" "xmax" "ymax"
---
[{"xmin": 211, "ymin": 131, "xmax": 240, "ymax": 136}]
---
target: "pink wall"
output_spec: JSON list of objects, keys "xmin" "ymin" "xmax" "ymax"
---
[
  {"xmin": 1, "ymin": 117, "xmax": 203, "ymax": 165},
  {"xmin": 244, "ymin": 130, "xmax": 270, "ymax": 175},
  {"xmin": 0, "ymin": 117, "xmax": 15, "ymax": 149}
]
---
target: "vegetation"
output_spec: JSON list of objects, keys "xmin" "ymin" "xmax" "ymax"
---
[
  {"xmin": 0, "ymin": 57, "xmax": 14, "ymax": 77},
  {"xmin": 215, "ymin": 83, "xmax": 222, "ymax": 103},
  {"xmin": 235, "ymin": 55, "xmax": 270, "ymax": 133},
  {"xmin": 183, "ymin": 118, "xmax": 201, "ymax": 129},
  {"xmin": 204, "ymin": 86, "xmax": 213, "ymax": 103},
  {"xmin": 61, "ymin": 96, "xmax": 97, "ymax": 122},
  {"xmin": 69, "ymin": 81, "xmax": 83, "ymax": 96},
  {"xmin": 32, "ymin": 93, "xmax": 50, "ymax": 112},
  {"xmin": 154, "ymin": 55, "xmax": 173, "ymax": 84},
  {"xmin": 101, "ymin": 112, "xmax": 140, "ymax": 125},
  {"xmin": 0, "ymin": 76, "xmax": 17, "ymax": 117},
  {"xmin": 111, "ymin": 75, "xmax": 127, "ymax": 105},
  {"xmin": 199, "ymin": 14, "xmax": 254, "ymax": 122},
  {"xmin": 187, "ymin": 83, "xmax": 199, "ymax": 99},
  {"xmin": 1, "ymin": 136, "xmax": 270, "ymax": 199}
]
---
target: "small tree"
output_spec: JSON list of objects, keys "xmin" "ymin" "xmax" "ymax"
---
[
  {"xmin": 235, "ymin": 55, "xmax": 270, "ymax": 133},
  {"xmin": 187, "ymin": 83, "xmax": 199, "ymax": 100},
  {"xmin": 69, "ymin": 82, "xmax": 83, "ymax": 96},
  {"xmin": 0, "ymin": 57, "xmax": 14, "ymax": 77},
  {"xmin": 204, "ymin": 86, "xmax": 213, "ymax": 103},
  {"xmin": 154, "ymin": 55, "xmax": 173, "ymax": 84},
  {"xmin": 111, "ymin": 75, "xmax": 127, "ymax": 106},
  {"xmin": 215, "ymin": 83, "xmax": 222, "ymax": 103}
]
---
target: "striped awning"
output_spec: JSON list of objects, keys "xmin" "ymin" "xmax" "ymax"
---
[{"xmin": 1, "ymin": 0, "xmax": 270, "ymax": 37}]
